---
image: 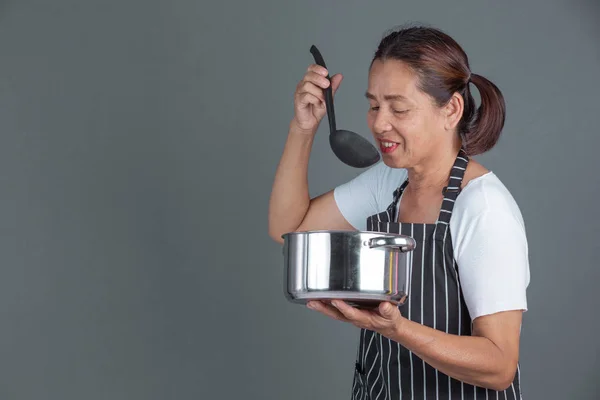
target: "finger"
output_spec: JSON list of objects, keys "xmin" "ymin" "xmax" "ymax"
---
[
  {"xmin": 377, "ymin": 302, "xmax": 398, "ymax": 320},
  {"xmin": 331, "ymin": 300, "xmax": 365, "ymax": 322},
  {"xmin": 296, "ymin": 92, "xmax": 324, "ymax": 109},
  {"xmin": 308, "ymin": 301, "xmax": 350, "ymax": 322},
  {"xmin": 309, "ymin": 300, "xmax": 344, "ymax": 317},
  {"xmin": 330, "ymin": 73, "xmax": 343, "ymax": 95},
  {"xmin": 307, "ymin": 63, "xmax": 329, "ymax": 77},
  {"xmin": 297, "ymin": 81, "xmax": 327, "ymax": 102},
  {"xmin": 301, "ymin": 71, "xmax": 331, "ymax": 90}
]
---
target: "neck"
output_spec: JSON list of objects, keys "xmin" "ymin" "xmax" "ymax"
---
[{"xmin": 406, "ymin": 143, "xmax": 461, "ymax": 193}]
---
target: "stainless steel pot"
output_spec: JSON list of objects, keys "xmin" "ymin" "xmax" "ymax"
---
[{"xmin": 282, "ymin": 230, "xmax": 416, "ymax": 308}]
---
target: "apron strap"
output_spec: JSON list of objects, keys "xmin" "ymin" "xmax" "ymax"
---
[
  {"xmin": 387, "ymin": 179, "xmax": 409, "ymax": 217},
  {"xmin": 434, "ymin": 148, "xmax": 470, "ymax": 240}
]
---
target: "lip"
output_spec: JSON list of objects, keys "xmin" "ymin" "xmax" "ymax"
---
[{"xmin": 378, "ymin": 140, "xmax": 400, "ymax": 154}]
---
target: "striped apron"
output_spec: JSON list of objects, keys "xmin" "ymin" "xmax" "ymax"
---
[{"xmin": 351, "ymin": 149, "xmax": 523, "ymax": 399}]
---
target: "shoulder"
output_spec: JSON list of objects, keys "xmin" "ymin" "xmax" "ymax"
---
[
  {"xmin": 453, "ymin": 171, "xmax": 525, "ymax": 226},
  {"xmin": 450, "ymin": 171, "xmax": 530, "ymax": 320},
  {"xmin": 451, "ymin": 171, "xmax": 528, "ymax": 251},
  {"xmin": 333, "ymin": 162, "xmax": 407, "ymax": 230},
  {"xmin": 334, "ymin": 161, "xmax": 408, "ymax": 206}
]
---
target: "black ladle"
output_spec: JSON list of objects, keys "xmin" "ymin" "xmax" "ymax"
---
[{"xmin": 309, "ymin": 45, "xmax": 381, "ymax": 168}]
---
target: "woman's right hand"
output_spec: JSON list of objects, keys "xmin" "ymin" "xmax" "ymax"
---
[{"xmin": 292, "ymin": 64, "xmax": 343, "ymax": 134}]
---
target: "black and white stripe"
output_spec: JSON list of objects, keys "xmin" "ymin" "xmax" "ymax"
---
[{"xmin": 351, "ymin": 149, "xmax": 522, "ymax": 399}]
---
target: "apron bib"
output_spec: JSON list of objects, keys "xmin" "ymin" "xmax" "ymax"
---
[{"xmin": 351, "ymin": 149, "xmax": 522, "ymax": 400}]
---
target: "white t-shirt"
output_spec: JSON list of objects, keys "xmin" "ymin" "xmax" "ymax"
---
[{"xmin": 333, "ymin": 161, "xmax": 530, "ymax": 320}]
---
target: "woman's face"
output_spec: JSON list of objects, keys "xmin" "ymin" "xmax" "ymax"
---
[{"xmin": 366, "ymin": 59, "xmax": 451, "ymax": 169}]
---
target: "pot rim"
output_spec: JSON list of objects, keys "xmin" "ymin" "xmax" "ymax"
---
[{"xmin": 281, "ymin": 229, "xmax": 411, "ymax": 237}]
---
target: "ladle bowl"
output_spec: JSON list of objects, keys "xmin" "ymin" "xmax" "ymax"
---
[{"xmin": 309, "ymin": 45, "xmax": 381, "ymax": 168}]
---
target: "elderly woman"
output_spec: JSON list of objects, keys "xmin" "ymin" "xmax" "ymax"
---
[{"xmin": 268, "ymin": 25, "xmax": 530, "ymax": 399}]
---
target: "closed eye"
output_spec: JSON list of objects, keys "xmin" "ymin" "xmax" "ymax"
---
[{"xmin": 369, "ymin": 106, "xmax": 408, "ymax": 114}]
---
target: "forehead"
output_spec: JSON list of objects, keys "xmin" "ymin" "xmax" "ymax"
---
[{"xmin": 367, "ymin": 59, "xmax": 420, "ymax": 99}]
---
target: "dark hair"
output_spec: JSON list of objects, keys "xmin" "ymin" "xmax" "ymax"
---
[{"xmin": 372, "ymin": 25, "xmax": 506, "ymax": 156}]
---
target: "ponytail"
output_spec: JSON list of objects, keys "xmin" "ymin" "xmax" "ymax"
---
[{"xmin": 461, "ymin": 74, "xmax": 506, "ymax": 156}]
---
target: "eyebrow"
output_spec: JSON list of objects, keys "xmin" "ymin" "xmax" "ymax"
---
[{"xmin": 364, "ymin": 92, "xmax": 408, "ymax": 101}]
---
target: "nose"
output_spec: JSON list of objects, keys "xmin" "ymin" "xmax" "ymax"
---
[{"xmin": 372, "ymin": 109, "xmax": 392, "ymax": 135}]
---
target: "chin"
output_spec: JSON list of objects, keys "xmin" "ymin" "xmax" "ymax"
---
[{"xmin": 381, "ymin": 154, "xmax": 410, "ymax": 169}]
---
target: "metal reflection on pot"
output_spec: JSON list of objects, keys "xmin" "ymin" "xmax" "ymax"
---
[{"xmin": 282, "ymin": 230, "xmax": 416, "ymax": 309}]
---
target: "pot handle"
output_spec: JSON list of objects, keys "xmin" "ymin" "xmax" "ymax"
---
[{"xmin": 368, "ymin": 236, "xmax": 416, "ymax": 252}]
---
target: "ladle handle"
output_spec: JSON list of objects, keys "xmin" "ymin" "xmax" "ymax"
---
[{"xmin": 309, "ymin": 45, "xmax": 336, "ymax": 134}]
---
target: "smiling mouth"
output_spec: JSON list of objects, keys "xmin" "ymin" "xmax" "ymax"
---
[{"xmin": 379, "ymin": 140, "xmax": 400, "ymax": 154}]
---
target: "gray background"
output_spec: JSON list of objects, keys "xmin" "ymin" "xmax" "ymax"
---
[{"xmin": 0, "ymin": 0, "xmax": 598, "ymax": 399}]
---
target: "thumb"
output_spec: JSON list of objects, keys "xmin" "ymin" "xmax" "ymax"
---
[
  {"xmin": 379, "ymin": 302, "xmax": 396, "ymax": 318},
  {"xmin": 331, "ymin": 73, "xmax": 343, "ymax": 96}
]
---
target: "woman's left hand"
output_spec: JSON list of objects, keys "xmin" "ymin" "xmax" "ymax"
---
[{"xmin": 307, "ymin": 300, "xmax": 404, "ymax": 338}]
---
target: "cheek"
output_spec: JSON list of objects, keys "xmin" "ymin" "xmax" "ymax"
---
[
  {"xmin": 396, "ymin": 119, "xmax": 422, "ymax": 144},
  {"xmin": 422, "ymin": 110, "xmax": 446, "ymax": 132},
  {"xmin": 366, "ymin": 112, "xmax": 375, "ymax": 129},
  {"xmin": 396, "ymin": 118, "xmax": 435, "ymax": 152}
]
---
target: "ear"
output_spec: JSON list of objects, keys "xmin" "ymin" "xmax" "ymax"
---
[{"xmin": 443, "ymin": 92, "xmax": 464, "ymax": 131}]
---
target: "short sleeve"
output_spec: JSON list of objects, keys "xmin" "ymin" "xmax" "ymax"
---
[
  {"xmin": 333, "ymin": 163, "xmax": 385, "ymax": 231},
  {"xmin": 453, "ymin": 209, "xmax": 531, "ymax": 320}
]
